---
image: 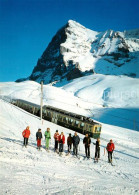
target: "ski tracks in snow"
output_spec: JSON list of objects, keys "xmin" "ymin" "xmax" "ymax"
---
[{"xmin": 0, "ymin": 100, "xmax": 139, "ymax": 194}]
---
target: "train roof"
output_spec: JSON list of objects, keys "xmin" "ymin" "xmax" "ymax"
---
[
  {"xmin": 13, "ymin": 99, "xmax": 40, "ymax": 108},
  {"xmin": 14, "ymin": 99, "xmax": 100, "ymax": 125},
  {"xmin": 44, "ymin": 105, "xmax": 83, "ymax": 118},
  {"xmin": 43, "ymin": 105, "xmax": 99, "ymax": 125}
]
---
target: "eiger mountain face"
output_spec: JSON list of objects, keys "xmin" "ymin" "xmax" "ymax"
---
[{"xmin": 18, "ymin": 20, "xmax": 139, "ymax": 84}]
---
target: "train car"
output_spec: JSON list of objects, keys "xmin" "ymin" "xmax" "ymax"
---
[
  {"xmin": 43, "ymin": 105, "xmax": 101, "ymax": 139},
  {"xmin": 12, "ymin": 99, "xmax": 101, "ymax": 139},
  {"xmin": 12, "ymin": 99, "xmax": 40, "ymax": 116}
]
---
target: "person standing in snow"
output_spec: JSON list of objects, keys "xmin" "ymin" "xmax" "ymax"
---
[
  {"xmin": 83, "ymin": 133, "xmax": 91, "ymax": 158},
  {"xmin": 58, "ymin": 132, "xmax": 65, "ymax": 155},
  {"xmin": 44, "ymin": 128, "xmax": 51, "ymax": 150},
  {"xmin": 72, "ymin": 132, "xmax": 80, "ymax": 156},
  {"xmin": 94, "ymin": 138, "xmax": 100, "ymax": 162},
  {"xmin": 54, "ymin": 130, "xmax": 59, "ymax": 152},
  {"xmin": 36, "ymin": 128, "xmax": 42, "ymax": 150},
  {"xmin": 22, "ymin": 126, "xmax": 30, "ymax": 147},
  {"xmin": 106, "ymin": 139, "xmax": 115, "ymax": 163},
  {"xmin": 67, "ymin": 133, "xmax": 73, "ymax": 153}
]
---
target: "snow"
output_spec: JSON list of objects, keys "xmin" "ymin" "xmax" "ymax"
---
[
  {"xmin": 60, "ymin": 20, "xmax": 99, "ymax": 73},
  {"xmin": 0, "ymin": 74, "xmax": 139, "ymax": 194},
  {"xmin": 60, "ymin": 21, "xmax": 139, "ymax": 79}
]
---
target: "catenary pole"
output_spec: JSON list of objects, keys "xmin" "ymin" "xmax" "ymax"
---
[{"xmin": 40, "ymin": 80, "xmax": 43, "ymax": 121}]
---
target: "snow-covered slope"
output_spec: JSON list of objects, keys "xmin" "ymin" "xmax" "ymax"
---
[
  {"xmin": 17, "ymin": 20, "xmax": 139, "ymax": 84},
  {"xmin": 0, "ymin": 97, "xmax": 139, "ymax": 194},
  {"xmin": 1, "ymin": 74, "xmax": 139, "ymax": 130},
  {"xmin": 1, "ymin": 73, "xmax": 139, "ymax": 194}
]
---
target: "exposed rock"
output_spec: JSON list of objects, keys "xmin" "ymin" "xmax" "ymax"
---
[{"xmin": 16, "ymin": 20, "xmax": 139, "ymax": 84}]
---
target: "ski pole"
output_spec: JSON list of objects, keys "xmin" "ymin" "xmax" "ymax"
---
[{"xmin": 113, "ymin": 152, "xmax": 117, "ymax": 163}]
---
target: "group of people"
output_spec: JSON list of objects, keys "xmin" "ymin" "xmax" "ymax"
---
[
  {"xmin": 22, "ymin": 126, "xmax": 51, "ymax": 150},
  {"xmin": 22, "ymin": 126, "xmax": 115, "ymax": 163},
  {"xmin": 54, "ymin": 131, "xmax": 80, "ymax": 156}
]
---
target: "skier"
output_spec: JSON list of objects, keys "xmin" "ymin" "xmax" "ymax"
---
[
  {"xmin": 54, "ymin": 130, "xmax": 59, "ymax": 152},
  {"xmin": 83, "ymin": 133, "xmax": 91, "ymax": 158},
  {"xmin": 22, "ymin": 126, "xmax": 30, "ymax": 147},
  {"xmin": 72, "ymin": 132, "xmax": 80, "ymax": 156},
  {"xmin": 94, "ymin": 138, "xmax": 100, "ymax": 162},
  {"xmin": 106, "ymin": 139, "xmax": 115, "ymax": 163},
  {"xmin": 44, "ymin": 128, "xmax": 51, "ymax": 151},
  {"xmin": 67, "ymin": 133, "xmax": 73, "ymax": 153},
  {"xmin": 36, "ymin": 128, "xmax": 42, "ymax": 150},
  {"xmin": 58, "ymin": 132, "xmax": 65, "ymax": 155}
]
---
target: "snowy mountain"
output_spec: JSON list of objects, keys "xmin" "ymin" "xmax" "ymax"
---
[{"xmin": 16, "ymin": 20, "xmax": 139, "ymax": 84}]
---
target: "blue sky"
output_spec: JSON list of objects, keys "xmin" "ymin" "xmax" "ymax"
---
[{"xmin": 0, "ymin": 0, "xmax": 139, "ymax": 82}]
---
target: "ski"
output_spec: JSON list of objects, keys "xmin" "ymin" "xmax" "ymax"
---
[
  {"xmin": 111, "ymin": 163, "xmax": 115, "ymax": 166},
  {"xmin": 76, "ymin": 155, "xmax": 80, "ymax": 160},
  {"xmin": 66, "ymin": 152, "xmax": 70, "ymax": 156},
  {"xmin": 59, "ymin": 152, "xmax": 63, "ymax": 156}
]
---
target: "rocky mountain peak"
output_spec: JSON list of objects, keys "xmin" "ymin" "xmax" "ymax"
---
[{"xmin": 16, "ymin": 21, "xmax": 139, "ymax": 84}]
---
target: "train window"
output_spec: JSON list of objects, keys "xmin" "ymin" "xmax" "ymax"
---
[
  {"xmin": 68, "ymin": 118, "xmax": 73, "ymax": 124},
  {"xmin": 80, "ymin": 123, "xmax": 84, "ymax": 129},
  {"xmin": 95, "ymin": 126, "xmax": 101, "ymax": 132},
  {"xmin": 43, "ymin": 110, "xmax": 46, "ymax": 114},
  {"xmin": 97, "ymin": 127, "xmax": 101, "ymax": 132},
  {"xmin": 63, "ymin": 117, "xmax": 68, "ymax": 123},
  {"xmin": 58, "ymin": 115, "xmax": 62, "ymax": 121},
  {"xmin": 53, "ymin": 112, "xmax": 55, "ymax": 117},
  {"xmin": 75, "ymin": 121, "xmax": 79, "ymax": 127},
  {"xmin": 48, "ymin": 112, "xmax": 51, "ymax": 117}
]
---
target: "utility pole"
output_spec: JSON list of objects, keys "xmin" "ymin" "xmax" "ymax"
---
[
  {"xmin": 133, "ymin": 119, "xmax": 136, "ymax": 131},
  {"xmin": 40, "ymin": 80, "xmax": 43, "ymax": 121}
]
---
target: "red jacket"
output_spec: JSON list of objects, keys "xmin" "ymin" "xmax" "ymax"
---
[
  {"xmin": 22, "ymin": 129, "xmax": 30, "ymax": 138},
  {"xmin": 58, "ymin": 134, "xmax": 65, "ymax": 144},
  {"xmin": 54, "ymin": 133, "xmax": 59, "ymax": 141},
  {"xmin": 107, "ymin": 142, "xmax": 115, "ymax": 152}
]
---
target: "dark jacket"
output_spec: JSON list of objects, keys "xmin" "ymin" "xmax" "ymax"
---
[
  {"xmin": 94, "ymin": 141, "xmax": 100, "ymax": 150},
  {"xmin": 67, "ymin": 136, "xmax": 73, "ymax": 145},
  {"xmin": 73, "ymin": 135, "xmax": 80, "ymax": 146},
  {"xmin": 36, "ymin": 132, "xmax": 42, "ymax": 140},
  {"xmin": 83, "ymin": 137, "xmax": 91, "ymax": 145}
]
